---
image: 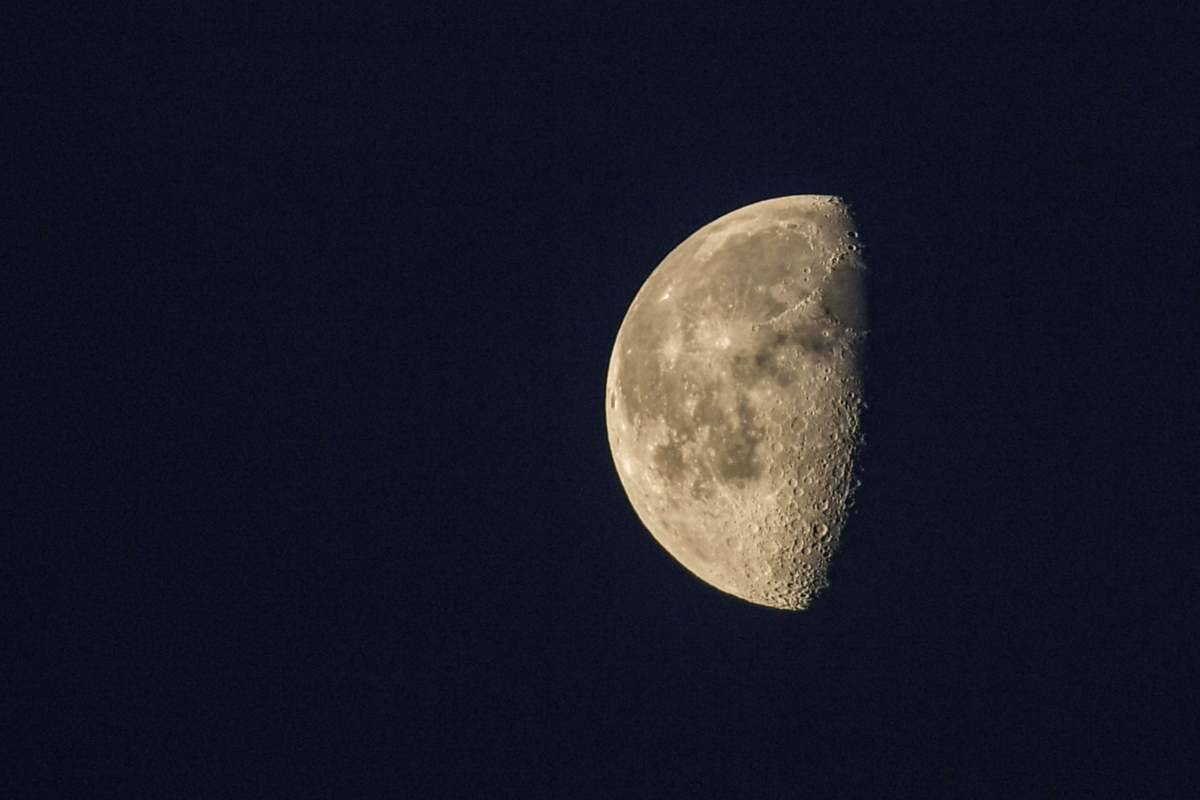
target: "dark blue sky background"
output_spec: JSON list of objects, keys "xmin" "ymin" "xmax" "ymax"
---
[{"xmin": 11, "ymin": 4, "xmax": 1198, "ymax": 796}]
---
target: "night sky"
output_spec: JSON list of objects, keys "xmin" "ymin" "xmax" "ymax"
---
[{"xmin": 12, "ymin": 4, "xmax": 1199, "ymax": 796}]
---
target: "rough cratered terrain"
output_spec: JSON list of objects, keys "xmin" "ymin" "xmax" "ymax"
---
[{"xmin": 606, "ymin": 195, "xmax": 868, "ymax": 610}]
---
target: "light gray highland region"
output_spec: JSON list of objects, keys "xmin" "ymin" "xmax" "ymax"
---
[{"xmin": 606, "ymin": 196, "xmax": 868, "ymax": 610}]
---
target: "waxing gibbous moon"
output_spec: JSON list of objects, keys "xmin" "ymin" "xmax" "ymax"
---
[{"xmin": 605, "ymin": 195, "xmax": 868, "ymax": 610}]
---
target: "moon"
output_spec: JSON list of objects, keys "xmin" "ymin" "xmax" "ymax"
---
[{"xmin": 605, "ymin": 195, "xmax": 868, "ymax": 610}]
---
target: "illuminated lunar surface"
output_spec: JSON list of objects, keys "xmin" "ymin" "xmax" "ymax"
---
[{"xmin": 605, "ymin": 195, "xmax": 868, "ymax": 610}]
